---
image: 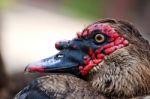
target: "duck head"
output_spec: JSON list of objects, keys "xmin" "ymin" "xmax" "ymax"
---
[
  {"xmin": 25, "ymin": 19, "xmax": 150, "ymax": 97},
  {"xmin": 25, "ymin": 19, "xmax": 129, "ymax": 77}
]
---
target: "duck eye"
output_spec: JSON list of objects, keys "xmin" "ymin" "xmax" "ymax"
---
[{"xmin": 94, "ymin": 33, "xmax": 105, "ymax": 43}]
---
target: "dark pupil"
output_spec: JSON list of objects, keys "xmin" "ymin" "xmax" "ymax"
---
[{"xmin": 97, "ymin": 35, "xmax": 102, "ymax": 40}]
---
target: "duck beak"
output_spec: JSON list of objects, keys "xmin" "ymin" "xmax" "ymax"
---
[
  {"xmin": 25, "ymin": 49, "xmax": 86, "ymax": 76},
  {"xmin": 25, "ymin": 38, "xmax": 98, "ymax": 77}
]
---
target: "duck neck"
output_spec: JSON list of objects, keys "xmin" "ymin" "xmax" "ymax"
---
[{"xmin": 88, "ymin": 47, "xmax": 150, "ymax": 98}]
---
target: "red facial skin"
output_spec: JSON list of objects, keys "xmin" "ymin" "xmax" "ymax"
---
[
  {"xmin": 77, "ymin": 24, "xmax": 129, "ymax": 76},
  {"xmin": 55, "ymin": 41, "xmax": 61, "ymax": 50}
]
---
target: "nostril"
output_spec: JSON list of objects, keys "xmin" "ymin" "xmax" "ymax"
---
[{"xmin": 56, "ymin": 54, "xmax": 64, "ymax": 59}]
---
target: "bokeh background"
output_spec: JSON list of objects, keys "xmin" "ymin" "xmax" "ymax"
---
[{"xmin": 0, "ymin": 0, "xmax": 150, "ymax": 98}]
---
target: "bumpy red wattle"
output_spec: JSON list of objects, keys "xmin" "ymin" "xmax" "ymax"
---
[
  {"xmin": 103, "ymin": 42, "xmax": 115, "ymax": 49},
  {"xmin": 123, "ymin": 40, "xmax": 129, "ymax": 46},
  {"xmin": 114, "ymin": 37, "xmax": 124, "ymax": 45},
  {"xmin": 80, "ymin": 61, "xmax": 96, "ymax": 76},
  {"xmin": 97, "ymin": 54, "xmax": 105, "ymax": 59},
  {"xmin": 104, "ymin": 47, "xmax": 116, "ymax": 54},
  {"xmin": 78, "ymin": 23, "xmax": 129, "ymax": 76}
]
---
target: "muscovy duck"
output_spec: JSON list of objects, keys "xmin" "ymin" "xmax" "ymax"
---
[{"xmin": 15, "ymin": 19, "xmax": 150, "ymax": 99}]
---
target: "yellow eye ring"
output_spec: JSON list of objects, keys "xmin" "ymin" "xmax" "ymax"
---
[{"xmin": 94, "ymin": 34, "xmax": 105, "ymax": 43}]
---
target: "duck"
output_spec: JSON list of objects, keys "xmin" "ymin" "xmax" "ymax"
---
[{"xmin": 15, "ymin": 19, "xmax": 150, "ymax": 99}]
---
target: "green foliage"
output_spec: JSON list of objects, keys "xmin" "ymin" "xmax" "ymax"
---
[
  {"xmin": 0, "ymin": 0, "xmax": 10, "ymax": 9},
  {"xmin": 63, "ymin": 0, "xmax": 104, "ymax": 20}
]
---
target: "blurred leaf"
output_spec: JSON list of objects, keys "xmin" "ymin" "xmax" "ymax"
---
[
  {"xmin": 63, "ymin": 0, "xmax": 104, "ymax": 20},
  {"xmin": 0, "ymin": 0, "xmax": 10, "ymax": 9}
]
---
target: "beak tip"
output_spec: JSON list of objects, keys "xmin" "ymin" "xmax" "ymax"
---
[
  {"xmin": 24, "ymin": 65, "xmax": 30, "ymax": 72},
  {"xmin": 24, "ymin": 65, "xmax": 45, "ymax": 73}
]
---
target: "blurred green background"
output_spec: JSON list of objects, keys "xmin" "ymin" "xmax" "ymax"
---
[{"xmin": 63, "ymin": 0, "xmax": 103, "ymax": 19}]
